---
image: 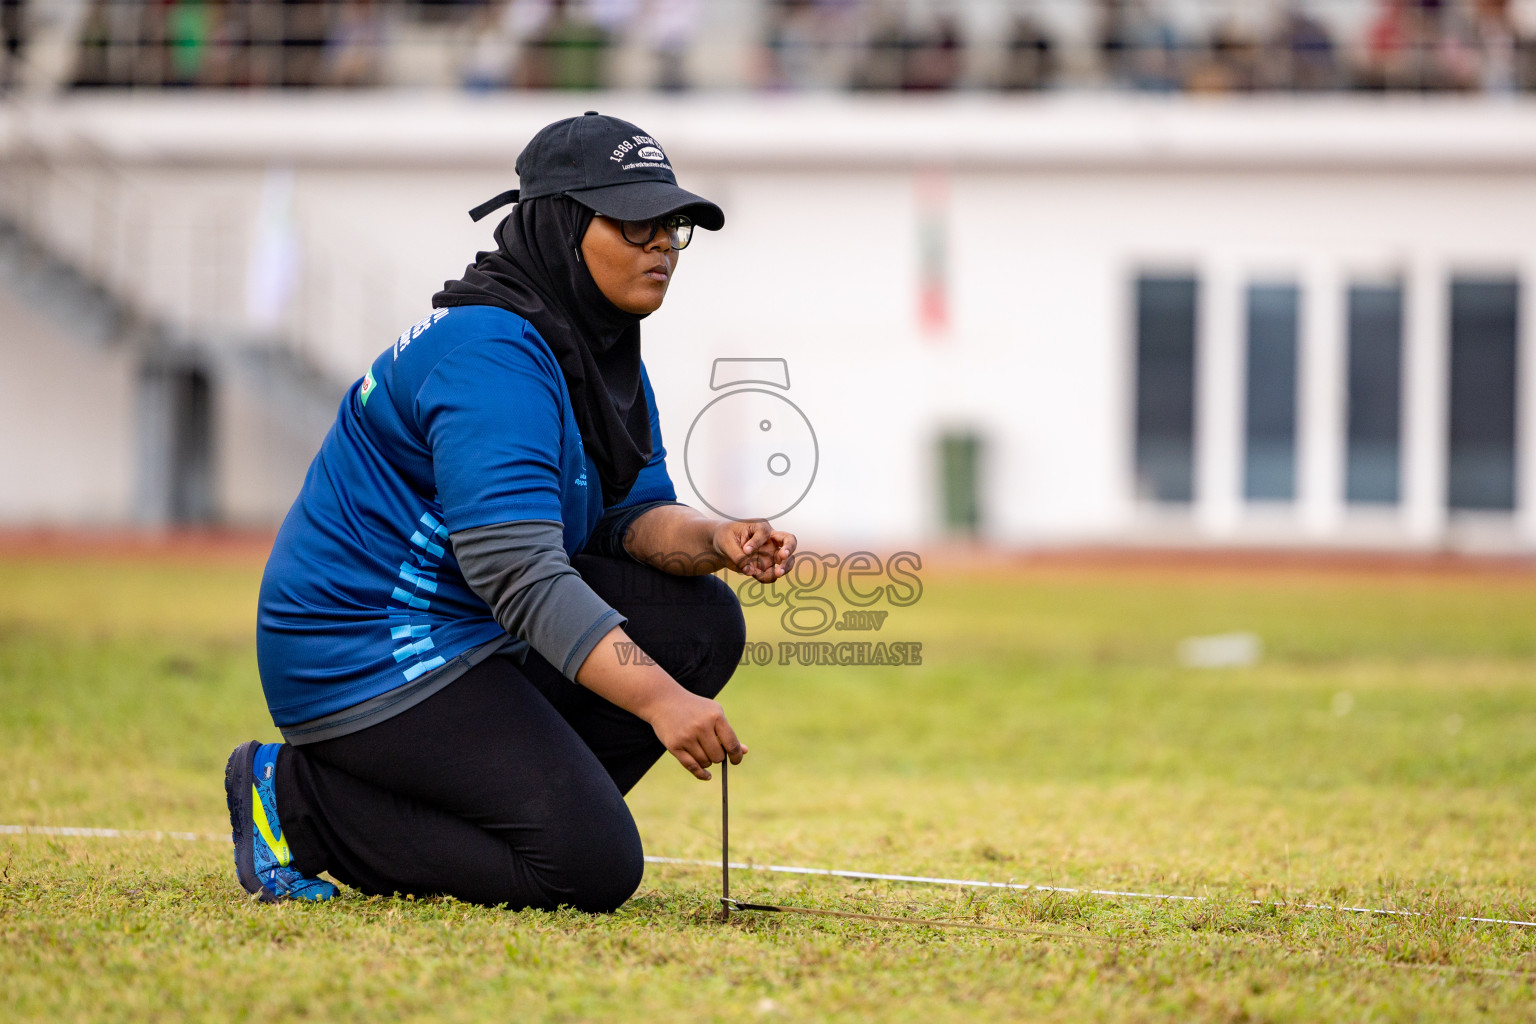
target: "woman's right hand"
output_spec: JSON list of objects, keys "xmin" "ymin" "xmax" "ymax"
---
[
  {"xmin": 643, "ymin": 688, "xmax": 747, "ymax": 781},
  {"xmin": 574, "ymin": 626, "xmax": 747, "ymax": 781}
]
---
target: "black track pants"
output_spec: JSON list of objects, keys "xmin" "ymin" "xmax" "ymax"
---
[{"xmin": 273, "ymin": 554, "xmax": 747, "ymax": 912}]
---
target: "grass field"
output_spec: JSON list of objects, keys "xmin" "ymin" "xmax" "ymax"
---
[{"xmin": 3, "ymin": 545, "xmax": 1535, "ymax": 1021}]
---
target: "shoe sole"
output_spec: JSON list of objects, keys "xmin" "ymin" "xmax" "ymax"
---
[{"xmin": 224, "ymin": 739, "xmax": 278, "ymax": 904}]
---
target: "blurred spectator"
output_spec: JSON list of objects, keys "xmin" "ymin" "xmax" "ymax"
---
[
  {"xmin": 1358, "ymin": 0, "xmax": 1461, "ymax": 90},
  {"xmin": 461, "ymin": 1, "xmax": 514, "ymax": 90},
  {"xmin": 850, "ymin": 8, "xmax": 903, "ymax": 90},
  {"xmin": 1186, "ymin": 20, "xmax": 1260, "ymax": 93},
  {"xmin": 518, "ymin": 0, "xmax": 608, "ymax": 90},
  {"xmin": 1, "ymin": 0, "xmax": 23, "ymax": 90},
  {"xmin": 417, "ymin": 0, "xmax": 490, "ymax": 23},
  {"xmin": 198, "ymin": 2, "xmax": 244, "ymax": 86},
  {"xmin": 1098, "ymin": 0, "xmax": 1184, "ymax": 92},
  {"xmin": 767, "ymin": 0, "xmax": 861, "ymax": 91},
  {"xmin": 276, "ymin": 0, "xmax": 333, "ymax": 87},
  {"xmin": 849, "ymin": 6, "xmax": 963, "ymax": 92},
  {"xmin": 764, "ymin": 0, "xmax": 810, "ymax": 88},
  {"xmin": 70, "ymin": 0, "xmax": 134, "ymax": 88},
  {"xmin": 1360, "ymin": 0, "xmax": 1420, "ymax": 89},
  {"xmin": 646, "ymin": 0, "xmax": 697, "ymax": 92},
  {"xmin": 165, "ymin": 0, "xmax": 215, "ymax": 86},
  {"xmin": 16, "ymin": 0, "xmax": 91, "ymax": 92},
  {"xmin": 998, "ymin": 14, "xmax": 1056, "ymax": 92},
  {"xmin": 46, "ymin": 0, "xmax": 1536, "ymax": 97},
  {"xmin": 1468, "ymin": 0, "xmax": 1519, "ymax": 92},
  {"xmin": 901, "ymin": 14, "xmax": 962, "ymax": 91},
  {"xmin": 1516, "ymin": 6, "xmax": 1536, "ymax": 91},
  {"xmin": 69, "ymin": 2, "xmax": 105, "ymax": 87},
  {"xmin": 325, "ymin": 0, "xmax": 383, "ymax": 86},
  {"xmin": 1434, "ymin": 0, "xmax": 1487, "ymax": 88},
  {"xmin": 461, "ymin": 1, "xmax": 541, "ymax": 91},
  {"xmin": 1266, "ymin": 5, "xmax": 1340, "ymax": 91}
]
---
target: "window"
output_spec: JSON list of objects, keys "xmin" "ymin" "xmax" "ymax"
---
[
  {"xmin": 1447, "ymin": 278, "xmax": 1519, "ymax": 512},
  {"xmin": 1134, "ymin": 275, "xmax": 1198, "ymax": 502},
  {"xmin": 1244, "ymin": 283, "xmax": 1300, "ymax": 502},
  {"xmin": 1345, "ymin": 282, "xmax": 1404, "ymax": 505},
  {"xmin": 938, "ymin": 431, "xmax": 983, "ymax": 534}
]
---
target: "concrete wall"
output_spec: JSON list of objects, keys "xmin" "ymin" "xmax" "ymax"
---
[{"xmin": 0, "ymin": 278, "xmax": 135, "ymax": 524}]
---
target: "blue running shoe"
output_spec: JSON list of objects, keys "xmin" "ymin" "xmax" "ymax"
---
[{"xmin": 225, "ymin": 740, "xmax": 338, "ymax": 903}]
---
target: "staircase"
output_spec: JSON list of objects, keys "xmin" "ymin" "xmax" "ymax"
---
[{"xmin": 0, "ymin": 147, "xmax": 345, "ymax": 527}]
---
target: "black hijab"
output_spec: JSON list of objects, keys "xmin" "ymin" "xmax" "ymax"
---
[{"xmin": 432, "ymin": 196, "xmax": 652, "ymax": 506}]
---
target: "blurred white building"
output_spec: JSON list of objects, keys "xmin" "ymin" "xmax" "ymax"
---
[{"xmin": 0, "ymin": 92, "xmax": 1533, "ymax": 552}]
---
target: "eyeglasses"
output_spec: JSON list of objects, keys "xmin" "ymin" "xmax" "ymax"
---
[{"xmin": 604, "ymin": 214, "xmax": 694, "ymax": 250}]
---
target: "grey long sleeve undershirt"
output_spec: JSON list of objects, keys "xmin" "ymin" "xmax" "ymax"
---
[{"xmin": 451, "ymin": 519, "xmax": 626, "ymax": 680}]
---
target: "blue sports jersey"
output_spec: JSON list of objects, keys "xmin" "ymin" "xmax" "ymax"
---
[{"xmin": 256, "ymin": 304, "xmax": 676, "ymax": 727}]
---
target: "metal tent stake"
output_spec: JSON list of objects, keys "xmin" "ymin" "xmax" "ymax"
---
[{"xmin": 719, "ymin": 757, "xmax": 729, "ymax": 922}]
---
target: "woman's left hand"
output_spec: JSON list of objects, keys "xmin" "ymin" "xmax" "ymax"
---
[{"xmin": 711, "ymin": 520, "xmax": 797, "ymax": 583}]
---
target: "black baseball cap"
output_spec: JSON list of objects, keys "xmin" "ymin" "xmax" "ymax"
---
[{"xmin": 469, "ymin": 112, "xmax": 724, "ymax": 231}]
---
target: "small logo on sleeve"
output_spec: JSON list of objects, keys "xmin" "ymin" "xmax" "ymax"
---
[
  {"xmin": 394, "ymin": 308, "xmax": 451, "ymax": 359},
  {"xmin": 360, "ymin": 368, "xmax": 377, "ymax": 406}
]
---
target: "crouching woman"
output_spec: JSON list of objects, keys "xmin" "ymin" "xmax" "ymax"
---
[{"xmin": 223, "ymin": 112, "xmax": 794, "ymax": 910}]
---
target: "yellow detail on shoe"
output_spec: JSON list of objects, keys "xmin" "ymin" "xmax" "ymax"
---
[{"xmin": 251, "ymin": 783, "xmax": 293, "ymax": 867}]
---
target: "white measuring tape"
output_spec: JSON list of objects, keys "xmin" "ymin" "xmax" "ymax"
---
[
  {"xmin": 6, "ymin": 822, "xmax": 1532, "ymax": 929},
  {"xmin": 0, "ymin": 824, "xmax": 218, "ymax": 842},
  {"xmin": 647, "ymin": 855, "xmax": 1536, "ymax": 929}
]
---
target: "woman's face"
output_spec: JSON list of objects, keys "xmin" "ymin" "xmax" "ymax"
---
[{"xmin": 581, "ymin": 215, "xmax": 679, "ymax": 315}]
